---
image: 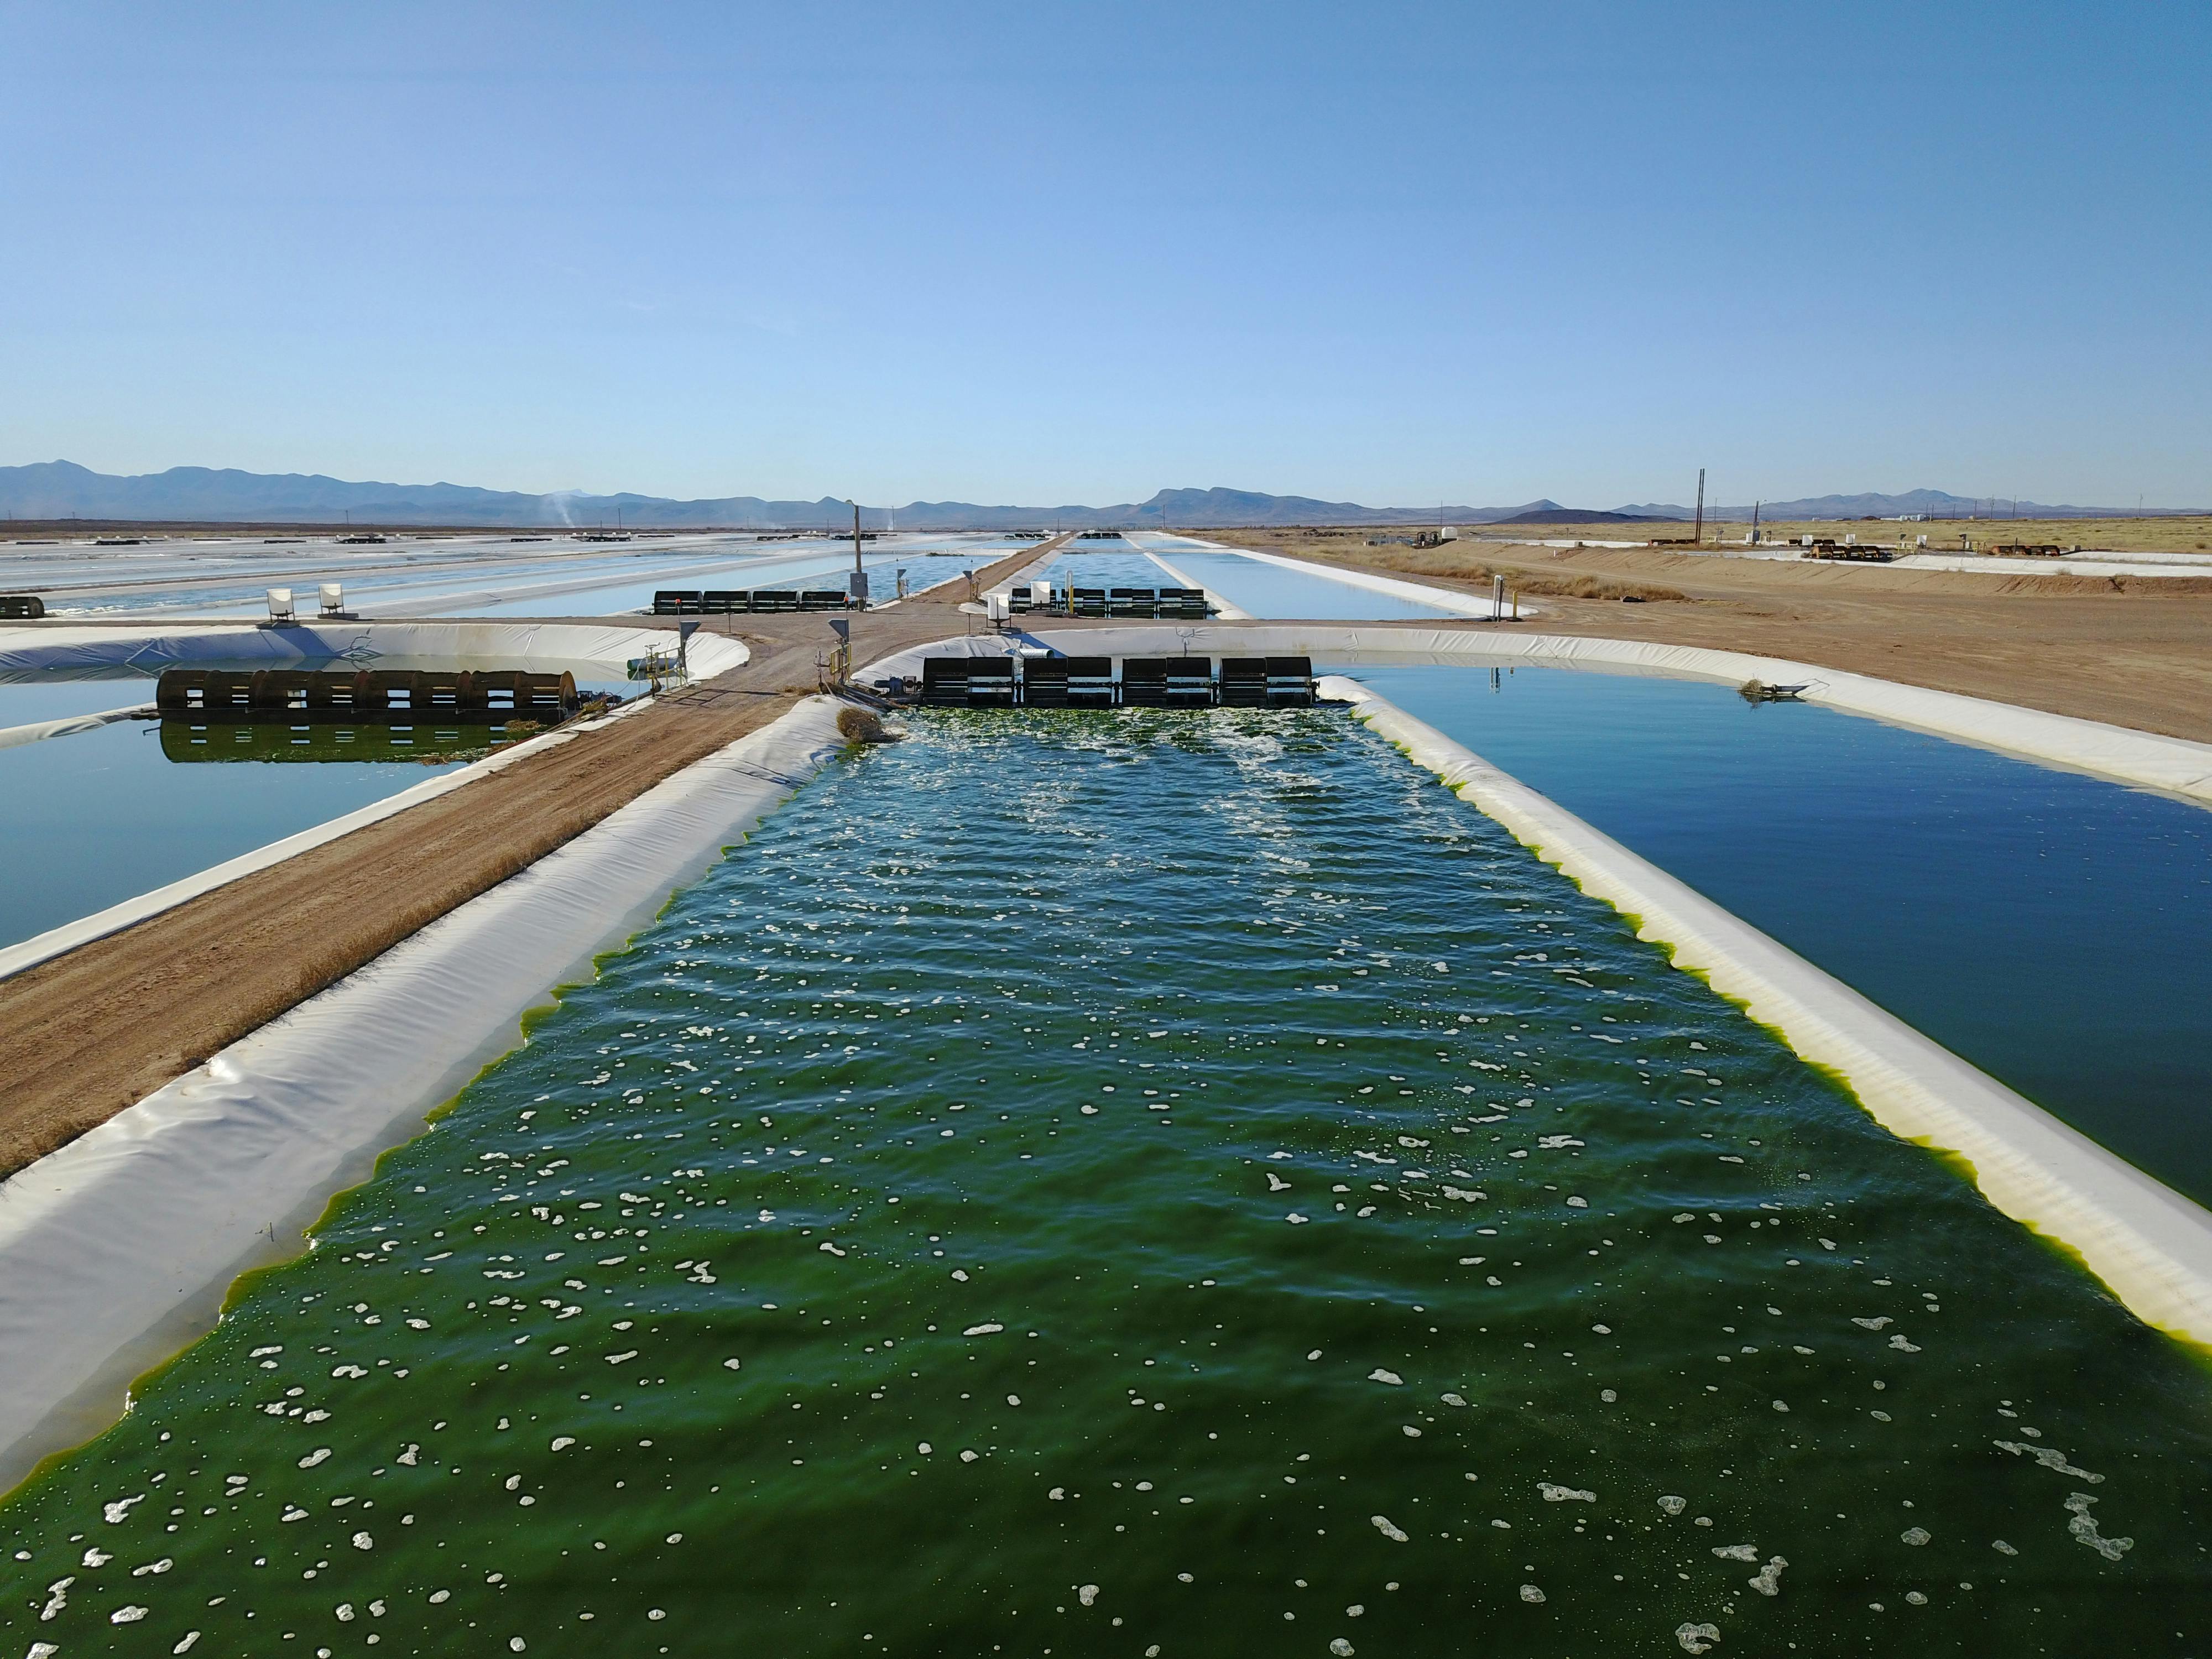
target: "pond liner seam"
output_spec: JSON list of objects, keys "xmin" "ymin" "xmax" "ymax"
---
[
  {"xmin": 0, "ymin": 622, "xmax": 750, "ymax": 982},
  {"xmin": 1326, "ymin": 672, "xmax": 2212, "ymax": 1351},
  {"xmin": 0, "ymin": 693, "xmax": 846, "ymax": 1492}
]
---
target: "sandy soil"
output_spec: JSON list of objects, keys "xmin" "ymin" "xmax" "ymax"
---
[{"xmin": 1204, "ymin": 529, "xmax": 2212, "ymax": 744}]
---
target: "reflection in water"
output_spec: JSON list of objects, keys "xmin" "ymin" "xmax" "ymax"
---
[
  {"xmin": 0, "ymin": 658, "xmax": 620, "ymax": 948},
  {"xmin": 156, "ymin": 719, "xmax": 535, "ymax": 764}
]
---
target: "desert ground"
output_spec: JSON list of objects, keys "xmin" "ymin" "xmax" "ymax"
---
[{"xmin": 1202, "ymin": 525, "xmax": 2212, "ymax": 744}]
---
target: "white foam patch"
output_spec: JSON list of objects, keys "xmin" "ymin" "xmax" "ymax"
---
[{"xmin": 2065, "ymin": 1493, "xmax": 2133, "ymax": 1560}]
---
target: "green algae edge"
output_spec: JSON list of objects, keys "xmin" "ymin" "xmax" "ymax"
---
[
  {"xmin": 280, "ymin": 822, "xmax": 778, "ymax": 1265},
  {"xmin": 0, "ymin": 823, "xmax": 807, "ymax": 1507},
  {"xmin": 1350, "ymin": 706, "xmax": 2212, "ymax": 1364},
  {"xmin": 1517, "ymin": 820, "xmax": 2212, "ymax": 1362}
]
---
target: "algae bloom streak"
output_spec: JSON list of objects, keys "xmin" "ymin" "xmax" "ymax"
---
[{"xmin": 3, "ymin": 711, "xmax": 2209, "ymax": 1655}]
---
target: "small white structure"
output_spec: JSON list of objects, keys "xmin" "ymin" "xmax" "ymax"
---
[
  {"xmin": 319, "ymin": 582, "xmax": 346, "ymax": 617},
  {"xmin": 265, "ymin": 587, "xmax": 297, "ymax": 624}
]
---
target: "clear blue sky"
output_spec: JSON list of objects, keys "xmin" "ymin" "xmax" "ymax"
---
[{"xmin": 3, "ymin": 1, "xmax": 2205, "ymax": 509}]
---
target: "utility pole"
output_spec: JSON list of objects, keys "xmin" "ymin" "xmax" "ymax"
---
[
  {"xmin": 1693, "ymin": 469, "xmax": 1705, "ymax": 545},
  {"xmin": 849, "ymin": 500, "xmax": 868, "ymax": 609}
]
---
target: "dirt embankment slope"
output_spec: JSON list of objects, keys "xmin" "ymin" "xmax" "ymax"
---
[{"xmin": 1203, "ymin": 529, "xmax": 2212, "ymax": 744}]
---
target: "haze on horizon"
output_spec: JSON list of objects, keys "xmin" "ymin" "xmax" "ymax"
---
[{"xmin": 2, "ymin": 1, "xmax": 2206, "ymax": 511}]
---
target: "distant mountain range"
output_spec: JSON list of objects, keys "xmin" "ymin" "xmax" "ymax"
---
[
  {"xmin": 1614, "ymin": 488, "xmax": 2199, "ymax": 521},
  {"xmin": 0, "ymin": 462, "xmax": 2194, "ymax": 529}
]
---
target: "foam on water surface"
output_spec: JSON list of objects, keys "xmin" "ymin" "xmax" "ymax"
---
[{"xmin": 3, "ymin": 709, "xmax": 2210, "ymax": 1654}]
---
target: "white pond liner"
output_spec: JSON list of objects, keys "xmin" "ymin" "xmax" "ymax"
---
[
  {"xmin": 865, "ymin": 623, "xmax": 2212, "ymax": 1348},
  {"xmin": 0, "ymin": 695, "xmax": 847, "ymax": 1488},
  {"xmin": 0, "ymin": 622, "xmax": 752, "ymax": 982}
]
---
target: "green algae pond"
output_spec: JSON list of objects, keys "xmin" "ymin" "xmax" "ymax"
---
[{"xmin": 4, "ymin": 709, "xmax": 2210, "ymax": 1656}]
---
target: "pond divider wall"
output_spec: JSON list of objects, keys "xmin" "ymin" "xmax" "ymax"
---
[
  {"xmin": 0, "ymin": 695, "xmax": 847, "ymax": 1491},
  {"xmin": 0, "ymin": 623, "xmax": 750, "ymax": 982}
]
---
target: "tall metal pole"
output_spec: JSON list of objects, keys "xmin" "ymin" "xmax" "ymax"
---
[{"xmin": 1693, "ymin": 468, "xmax": 1705, "ymax": 544}]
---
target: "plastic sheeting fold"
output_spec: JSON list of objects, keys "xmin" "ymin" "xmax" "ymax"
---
[
  {"xmin": 0, "ymin": 702, "xmax": 153, "ymax": 752},
  {"xmin": 1327, "ymin": 675, "xmax": 2212, "ymax": 1348},
  {"xmin": 0, "ymin": 619, "xmax": 749, "ymax": 680},
  {"xmin": 0, "ymin": 695, "xmax": 847, "ymax": 1488}
]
